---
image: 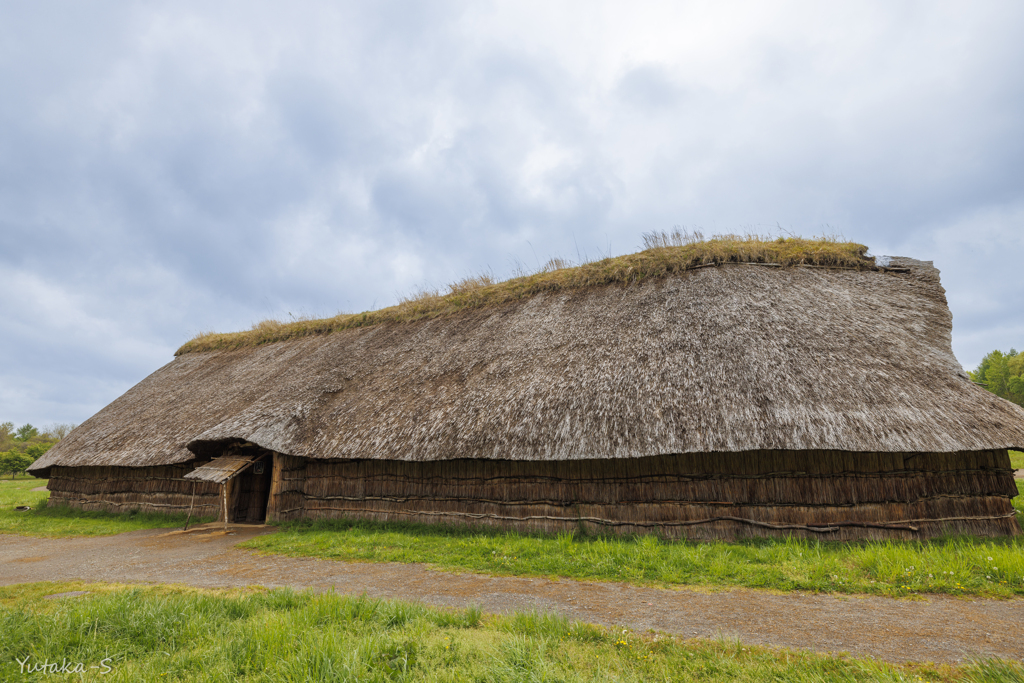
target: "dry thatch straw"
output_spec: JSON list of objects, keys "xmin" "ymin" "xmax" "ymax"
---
[
  {"xmin": 177, "ymin": 235, "xmax": 874, "ymax": 355},
  {"xmin": 31, "ymin": 239, "xmax": 1024, "ymax": 539},
  {"xmin": 270, "ymin": 450, "xmax": 1018, "ymax": 540},
  {"xmin": 30, "ymin": 250, "xmax": 1024, "ymax": 477},
  {"xmin": 46, "ymin": 464, "xmax": 220, "ymax": 515}
]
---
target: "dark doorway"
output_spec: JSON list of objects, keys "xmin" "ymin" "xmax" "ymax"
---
[{"xmin": 230, "ymin": 458, "xmax": 271, "ymax": 523}]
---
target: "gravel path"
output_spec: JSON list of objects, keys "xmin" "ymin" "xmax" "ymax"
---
[{"xmin": 2, "ymin": 525, "xmax": 1022, "ymax": 665}]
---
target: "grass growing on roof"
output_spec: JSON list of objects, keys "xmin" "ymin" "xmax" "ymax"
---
[
  {"xmin": 177, "ymin": 235, "xmax": 873, "ymax": 354},
  {"xmin": 0, "ymin": 581, "xmax": 1010, "ymax": 682},
  {"xmin": 0, "ymin": 478, "xmax": 214, "ymax": 537},
  {"xmin": 243, "ymin": 482, "xmax": 1024, "ymax": 599}
]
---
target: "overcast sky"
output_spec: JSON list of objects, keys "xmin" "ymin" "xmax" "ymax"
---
[{"xmin": 2, "ymin": 1, "xmax": 1022, "ymax": 427}]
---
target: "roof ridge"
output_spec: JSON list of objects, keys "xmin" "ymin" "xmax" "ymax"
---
[{"xmin": 176, "ymin": 237, "xmax": 874, "ymax": 355}]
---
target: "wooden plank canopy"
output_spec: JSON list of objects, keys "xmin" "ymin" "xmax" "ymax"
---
[{"xmin": 184, "ymin": 455, "xmax": 256, "ymax": 484}]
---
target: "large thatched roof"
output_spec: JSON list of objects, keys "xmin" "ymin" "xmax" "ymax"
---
[{"xmin": 30, "ymin": 256, "xmax": 1024, "ymax": 475}]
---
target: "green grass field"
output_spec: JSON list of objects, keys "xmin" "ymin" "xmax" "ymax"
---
[
  {"xmin": 1, "ymin": 582, "xmax": 1015, "ymax": 682},
  {"xmin": 0, "ymin": 478, "xmax": 213, "ymax": 537},
  {"xmin": 240, "ymin": 481, "xmax": 1024, "ymax": 599}
]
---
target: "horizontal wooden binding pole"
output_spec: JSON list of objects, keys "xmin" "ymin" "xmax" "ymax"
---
[
  {"xmin": 282, "ymin": 467, "xmax": 1014, "ymax": 485},
  {"xmin": 298, "ymin": 492, "xmax": 1012, "ymax": 509},
  {"xmin": 57, "ymin": 498, "xmax": 218, "ymax": 510},
  {"xmin": 283, "ymin": 506, "xmax": 949, "ymax": 533}
]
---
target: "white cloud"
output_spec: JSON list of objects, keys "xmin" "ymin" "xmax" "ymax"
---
[
  {"xmin": 1, "ymin": 0, "xmax": 1022, "ymax": 422},
  {"xmin": 890, "ymin": 202, "xmax": 1024, "ymax": 370}
]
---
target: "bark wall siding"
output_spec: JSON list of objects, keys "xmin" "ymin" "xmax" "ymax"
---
[
  {"xmin": 272, "ymin": 450, "xmax": 1020, "ymax": 540},
  {"xmin": 47, "ymin": 464, "xmax": 220, "ymax": 516}
]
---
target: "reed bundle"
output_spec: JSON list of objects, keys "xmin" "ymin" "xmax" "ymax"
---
[
  {"xmin": 46, "ymin": 464, "xmax": 219, "ymax": 515},
  {"xmin": 271, "ymin": 451, "xmax": 1018, "ymax": 540}
]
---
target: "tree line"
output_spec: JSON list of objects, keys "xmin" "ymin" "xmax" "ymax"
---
[
  {"xmin": 0, "ymin": 422, "xmax": 75, "ymax": 478},
  {"xmin": 969, "ymin": 348, "xmax": 1024, "ymax": 408}
]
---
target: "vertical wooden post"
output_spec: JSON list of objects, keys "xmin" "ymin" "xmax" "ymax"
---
[
  {"xmin": 220, "ymin": 482, "xmax": 227, "ymax": 528},
  {"xmin": 265, "ymin": 452, "xmax": 283, "ymax": 523},
  {"xmin": 183, "ymin": 481, "xmax": 197, "ymax": 531}
]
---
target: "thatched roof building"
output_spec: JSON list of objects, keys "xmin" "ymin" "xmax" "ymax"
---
[{"xmin": 30, "ymin": 241, "xmax": 1024, "ymax": 539}]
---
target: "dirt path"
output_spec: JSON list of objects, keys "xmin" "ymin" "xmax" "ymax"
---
[{"xmin": 2, "ymin": 526, "xmax": 1022, "ymax": 665}]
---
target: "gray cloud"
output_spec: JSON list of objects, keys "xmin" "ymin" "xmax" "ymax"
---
[{"xmin": 1, "ymin": 0, "xmax": 1022, "ymax": 425}]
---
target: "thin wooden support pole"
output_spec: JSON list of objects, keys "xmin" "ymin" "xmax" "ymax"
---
[{"xmin": 183, "ymin": 481, "xmax": 197, "ymax": 531}]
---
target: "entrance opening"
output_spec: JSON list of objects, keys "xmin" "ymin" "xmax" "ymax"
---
[
  {"xmin": 183, "ymin": 441, "xmax": 277, "ymax": 525},
  {"xmin": 229, "ymin": 456, "xmax": 272, "ymax": 524}
]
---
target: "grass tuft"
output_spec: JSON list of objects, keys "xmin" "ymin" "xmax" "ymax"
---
[
  {"xmin": 176, "ymin": 235, "xmax": 872, "ymax": 355},
  {"xmin": 0, "ymin": 581, "xmax": 1008, "ymax": 681}
]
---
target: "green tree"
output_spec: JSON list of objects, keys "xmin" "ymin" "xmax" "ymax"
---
[
  {"xmin": 0, "ymin": 451, "xmax": 18, "ymax": 479},
  {"xmin": 0, "ymin": 450, "xmax": 37, "ymax": 478},
  {"xmin": 14, "ymin": 424, "xmax": 39, "ymax": 442},
  {"xmin": 970, "ymin": 348, "xmax": 1024, "ymax": 407},
  {"xmin": 25, "ymin": 441, "xmax": 52, "ymax": 460},
  {"xmin": 14, "ymin": 452, "xmax": 35, "ymax": 476}
]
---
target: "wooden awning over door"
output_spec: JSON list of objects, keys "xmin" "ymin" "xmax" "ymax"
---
[{"xmin": 183, "ymin": 455, "xmax": 257, "ymax": 484}]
